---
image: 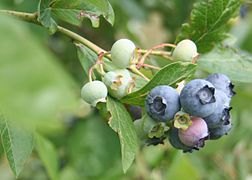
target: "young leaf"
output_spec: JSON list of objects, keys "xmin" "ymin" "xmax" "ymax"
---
[
  {"xmin": 0, "ymin": 115, "xmax": 34, "ymax": 177},
  {"xmin": 199, "ymin": 47, "xmax": 252, "ymax": 83},
  {"xmin": 36, "ymin": 134, "xmax": 59, "ymax": 180},
  {"xmin": 107, "ymin": 97, "xmax": 138, "ymax": 173},
  {"xmin": 176, "ymin": 0, "xmax": 241, "ymax": 53},
  {"xmin": 38, "ymin": 0, "xmax": 58, "ymax": 34},
  {"xmin": 121, "ymin": 62, "xmax": 197, "ymax": 106}
]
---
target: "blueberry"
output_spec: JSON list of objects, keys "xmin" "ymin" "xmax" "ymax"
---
[
  {"xmin": 180, "ymin": 79, "xmax": 217, "ymax": 117},
  {"xmin": 172, "ymin": 39, "xmax": 198, "ymax": 62},
  {"xmin": 178, "ymin": 117, "xmax": 209, "ymax": 149},
  {"xmin": 103, "ymin": 69, "xmax": 132, "ymax": 99},
  {"xmin": 111, "ymin": 39, "xmax": 136, "ymax": 68},
  {"xmin": 209, "ymin": 122, "xmax": 232, "ymax": 140},
  {"xmin": 204, "ymin": 90, "xmax": 232, "ymax": 128},
  {"xmin": 81, "ymin": 80, "xmax": 108, "ymax": 106},
  {"xmin": 206, "ymin": 73, "xmax": 235, "ymax": 98},
  {"xmin": 127, "ymin": 105, "xmax": 142, "ymax": 120},
  {"xmin": 145, "ymin": 85, "xmax": 181, "ymax": 122},
  {"xmin": 168, "ymin": 127, "xmax": 192, "ymax": 152}
]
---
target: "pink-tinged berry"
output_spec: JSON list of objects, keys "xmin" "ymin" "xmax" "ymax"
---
[{"xmin": 178, "ymin": 117, "xmax": 209, "ymax": 149}]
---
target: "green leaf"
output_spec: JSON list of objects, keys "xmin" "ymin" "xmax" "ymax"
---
[
  {"xmin": 107, "ymin": 97, "xmax": 138, "ymax": 173},
  {"xmin": 0, "ymin": 115, "xmax": 34, "ymax": 177},
  {"xmin": 198, "ymin": 47, "xmax": 252, "ymax": 83},
  {"xmin": 0, "ymin": 14, "xmax": 78, "ymax": 133},
  {"xmin": 38, "ymin": 0, "xmax": 58, "ymax": 34},
  {"xmin": 121, "ymin": 62, "xmax": 197, "ymax": 106},
  {"xmin": 36, "ymin": 134, "xmax": 59, "ymax": 180},
  {"xmin": 75, "ymin": 43, "xmax": 97, "ymax": 76},
  {"xmin": 75, "ymin": 43, "xmax": 117, "ymax": 76},
  {"xmin": 67, "ymin": 115, "xmax": 121, "ymax": 178},
  {"xmin": 177, "ymin": 0, "xmax": 241, "ymax": 53}
]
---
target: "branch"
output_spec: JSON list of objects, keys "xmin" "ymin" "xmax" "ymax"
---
[{"xmin": 0, "ymin": 10, "xmax": 106, "ymax": 54}]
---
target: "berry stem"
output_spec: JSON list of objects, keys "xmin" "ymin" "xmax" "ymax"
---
[
  {"xmin": 137, "ymin": 49, "xmax": 171, "ymax": 57},
  {"xmin": 191, "ymin": 53, "xmax": 200, "ymax": 64},
  {"xmin": 88, "ymin": 52, "xmax": 109, "ymax": 81},
  {"xmin": 137, "ymin": 43, "xmax": 176, "ymax": 69},
  {"xmin": 88, "ymin": 66, "xmax": 93, "ymax": 82},
  {"xmin": 141, "ymin": 64, "xmax": 161, "ymax": 70},
  {"xmin": 129, "ymin": 65, "xmax": 150, "ymax": 81}
]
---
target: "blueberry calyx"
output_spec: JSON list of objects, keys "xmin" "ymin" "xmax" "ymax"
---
[
  {"xmin": 196, "ymin": 85, "xmax": 216, "ymax": 105},
  {"xmin": 222, "ymin": 107, "xmax": 232, "ymax": 125},
  {"xmin": 146, "ymin": 137, "xmax": 166, "ymax": 146},
  {"xmin": 229, "ymin": 82, "xmax": 236, "ymax": 97},
  {"xmin": 153, "ymin": 96, "xmax": 167, "ymax": 115}
]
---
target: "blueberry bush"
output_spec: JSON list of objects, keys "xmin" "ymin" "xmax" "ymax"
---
[{"xmin": 0, "ymin": 0, "xmax": 252, "ymax": 179}]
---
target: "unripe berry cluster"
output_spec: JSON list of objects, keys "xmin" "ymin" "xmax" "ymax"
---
[
  {"xmin": 145, "ymin": 73, "xmax": 235, "ymax": 152},
  {"xmin": 81, "ymin": 39, "xmax": 136, "ymax": 106}
]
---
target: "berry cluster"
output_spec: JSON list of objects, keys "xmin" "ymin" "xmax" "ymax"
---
[
  {"xmin": 80, "ymin": 38, "xmax": 236, "ymax": 153},
  {"xmin": 145, "ymin": 73, "xmax": 235, "ymax": 152},
  {"xmin": 80, "ymin": 39, "xmax": 198, "ymax": 106},
  {"xmin": 81, "ymin": 39, "xmax": 136, "ymax": 106}
]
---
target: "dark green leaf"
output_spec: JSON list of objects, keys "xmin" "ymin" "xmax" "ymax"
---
[
  {"xmin": 107, "ymin": 97, "xmax": 138, "ymax": 173},
  {"xmin": 38, "ymin": 0, "xmax": 114, "ymax": 31},
  {"xmin": 199, "ymin": 47, "xmax": 252, "ymax": 83},
  {"xmin": 36, "ymin": 134, "xmax": 59, "ymax": 180},
  {"xmin": 52, "ymin": 0, "xmax": 114, "ymax": 27},
  {"xmin": 121, "ymin": 62, "xmax": 197, "ymax": 106},
  {"xmin": 0, "ymin": 115, "xmax": 34, "ymax": 177},
  {"xmin": 38, "ymin": 0, "xmax": 57, "ymax": 34},
  {"xmin": 177, "ymin": 0, "xmax": 241, "ymax": 53}
]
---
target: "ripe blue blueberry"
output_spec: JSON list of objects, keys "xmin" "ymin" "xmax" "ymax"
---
[
  {"xmin": 81, "ymin": 80, "xmax": 108, "ymax": 106},
  {"xmin": 145, "ymin": 85, "xmax": 181, "ymax": 122},
  {"xmin": 103, "ymin": 69, "xmax": 132, "ymax": 99},
  {"xmin": 180, "ymin": 79, "xmax": 217, "ymax": 117},
  {"xmin": 178, "ymin": 117, "xmax": 209, "ymax": 149},
  {"xmin": 206, "ymin": 73, "xmax": 235, "ymax": 98},
  {"xmin": 204, "ymin": 90, "xmax": 232, "ymax": 128},
  {"xmin": 168, "ymin": 127, "xmax": 192, "ymax": 152},
  {"xmin": 111, "ymin": 39, "xmax": 136, "ymax": 68},
  {"xmin": 209, "ymin": 122, "xmax": 232, "ymax": 140},
  {"xmin": 127, "ymin": 105, "xmax": 142, "ymax": 120}
]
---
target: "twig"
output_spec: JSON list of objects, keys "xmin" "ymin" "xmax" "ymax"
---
[
  {"xmin": 0, "ymin": 10, "xmax": 106, "ymax": 55},
  {"xmin": 137, "ymin": 43, "xmax": 176, "ymax": 68}
]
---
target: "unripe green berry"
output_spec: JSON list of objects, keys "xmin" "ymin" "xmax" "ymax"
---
[
  {"xmin": 103, "ymin": 69, "xmax": 132, "ymax": 99},
  {"xmin": 111, "ymin": 39, "xmax": 136, "ymax": 68},
  {"xmin": 172, "ymin": 39, "xmax": 198, "ymax": 62},
  {"xmin": 81, "ymin": 81, "xmax": 108, "ymax": 107}
]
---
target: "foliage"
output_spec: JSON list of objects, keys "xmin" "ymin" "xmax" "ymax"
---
[
  {"xmin": 177, "ymin": 0, "xmax": 241, "ymax": 53},
  {"xmin": 0, "ymin": 0, "xmax": 252, "ymax": 179}
]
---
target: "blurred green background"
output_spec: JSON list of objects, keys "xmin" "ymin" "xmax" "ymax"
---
[{"xmin": 0, "ymin": 0, "xmax": 252, "ymax": 179}]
